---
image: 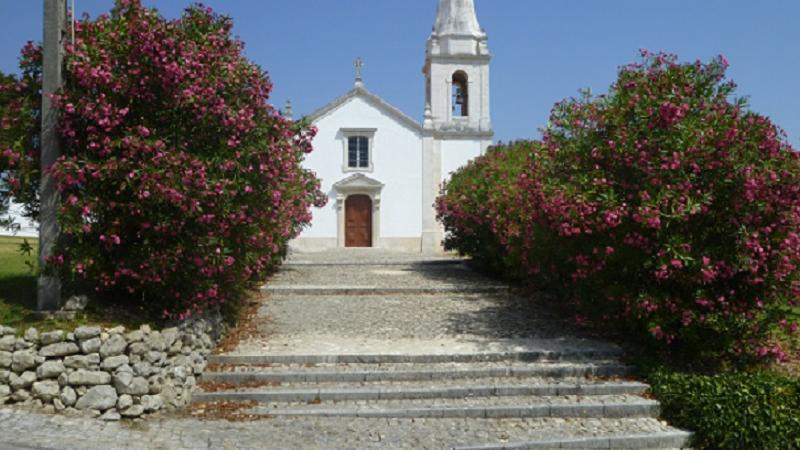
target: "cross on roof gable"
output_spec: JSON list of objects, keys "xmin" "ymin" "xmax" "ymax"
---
[{"xmin": 307, "ymin": 85, "xmax": 422, "ymax": 133}]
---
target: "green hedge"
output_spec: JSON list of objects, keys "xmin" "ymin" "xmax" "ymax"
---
[{"xmin": 648, "ymin": 369, "xmax": 800, "ymax": 449}]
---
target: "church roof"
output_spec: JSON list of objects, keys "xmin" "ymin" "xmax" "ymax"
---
[
  {"xmin": 306, "ymin": 84, "xmax": 422, "ymax": 133},
  {"xmin": 433, "ymin": 0, "xmax": 484, "ymax": 37}
]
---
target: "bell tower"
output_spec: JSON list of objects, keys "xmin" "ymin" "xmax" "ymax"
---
[
  {"xmin": 421, "ymin": 0, "xmax": 493, "ymax": 253},
  {"xmin": 423, "ymin": 0, "xmax": 492, "ymax": 135}
]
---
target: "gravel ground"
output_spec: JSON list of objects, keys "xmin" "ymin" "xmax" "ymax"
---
[
  {"xmin": 232, "ymin": 292, "xmax": 617, "ymax": 356},
  {"xmin": 268, "ymin": 262, "xmax": 501, "ymax": 289}
]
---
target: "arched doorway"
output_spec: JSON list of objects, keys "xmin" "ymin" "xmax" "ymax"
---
[{"xmin": 345, "ymin": 194, "xmax": 372, "ymax": 247}]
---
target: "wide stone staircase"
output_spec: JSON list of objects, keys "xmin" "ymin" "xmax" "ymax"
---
[{"xmin": 194, "ymin": 250, "xmax": 691, "ymax": 449}]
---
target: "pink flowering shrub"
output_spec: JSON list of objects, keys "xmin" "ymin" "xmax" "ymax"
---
[
  {"xmin": 437, "ymin": 141, "xmax": 538, "ymax": 274},
  {"xmin": 438, "ymin": 52, "xmax": 800, "ymax": 365},
  {"xmin": 2, "ymin": 1, "xmax": 325, "ymax": 318},
  {"xmin": 0, "ymin": 44, "xmax": 42, "ymax": 227}
]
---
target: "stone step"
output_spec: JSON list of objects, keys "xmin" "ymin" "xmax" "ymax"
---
[
  {"xmin": 264, "ymin": 260, "xmax": 507, "ymax": 293},
  {"xmin": 455, "ymin": 430, "xmax": 692, "ymax": 450},
  {"xmin": 232, "ymin": 394, "xmax": 659, "ymax": 419},
  {"xmin": 208, "ymin": 350, "xmax": 623, "ymax": 365},
  {"xmin": 283, "ymin": 257, "xmax": 465, "ymax": 266},
  {"xmin": 202, "ymin": 360, "xmax": 632, "ymax": 383},
  {"xmin": 261, "ymin": 285, "xmax": 510, "ymax": 295},
  {"xmin": 194, "ymin": 381, "xmax": 649, "ymax": 403}
]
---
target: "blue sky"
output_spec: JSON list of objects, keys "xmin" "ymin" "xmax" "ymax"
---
[{"xmin": 1, "ymin": 0, "xmax": 798, "ymax": 147}]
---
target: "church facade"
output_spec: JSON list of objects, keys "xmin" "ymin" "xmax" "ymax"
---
[{"xmin": 291, "ymin": 0, "xmax": 493, "ymax": 254}]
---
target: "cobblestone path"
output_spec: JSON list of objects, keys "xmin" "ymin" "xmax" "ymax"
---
[{"xmin": 0, "ymin": 249, "xmax": 690, "ymax": 449}]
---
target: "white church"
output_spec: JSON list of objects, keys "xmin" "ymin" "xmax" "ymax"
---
[{"xmin": 291, "ymin": 0, "xmax": 493, "ymax": 254}]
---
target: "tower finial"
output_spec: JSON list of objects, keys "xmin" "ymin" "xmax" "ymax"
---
[
  {"xmin": 433, "ymin": 0, "xmax": 484, "ymax": 37},
  {"xmin": 284, "ymin": 99, "xmax": 293, "ymax": 121},
  {"xmin": 354, "ymin": 57, "xmax": 364, "ymax": 86}
]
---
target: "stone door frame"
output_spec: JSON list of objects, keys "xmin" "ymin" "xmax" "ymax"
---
[{"xmin": 333, "ymin": 173, "xmax": 384, "ymax": 249}]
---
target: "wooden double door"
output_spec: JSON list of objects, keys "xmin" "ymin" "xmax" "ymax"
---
[{"xmin": 345, "ymin": 194, "xmax": 372, "ymax": 247}]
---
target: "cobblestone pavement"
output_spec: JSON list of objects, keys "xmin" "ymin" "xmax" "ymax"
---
[
  {"xmin": 0, "ymin": 249, "xmax": 689, "ymax": 449},
  {"xmin": 237, "ymin": 250, "xmax": 617, "ymax": 356},
  {"xmin": 0, "ymin": 407, "xmax": 680, "ymax": 450}
]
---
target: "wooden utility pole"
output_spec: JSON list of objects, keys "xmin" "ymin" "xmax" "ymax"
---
[{"xmin": 38, "ymin": 0, "xmax": 66, "ymax": 311}]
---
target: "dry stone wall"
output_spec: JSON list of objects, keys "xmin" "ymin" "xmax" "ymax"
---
[{"xmin": 0, "ymin": 312, "xmax": 224, "ymax": 421}]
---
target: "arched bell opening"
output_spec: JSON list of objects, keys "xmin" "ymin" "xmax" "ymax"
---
[{"xmin": 451, "ymin": 70, "xmax": 469, "ymax": 117}]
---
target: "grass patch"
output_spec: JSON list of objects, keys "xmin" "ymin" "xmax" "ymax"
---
[
  {"xmin": 0, "ymin": 235, "xmax": 139, "ymax": 333},
  {"xmin": 0, "ymin": 236, "xmax": 39, "ymax": 327}
]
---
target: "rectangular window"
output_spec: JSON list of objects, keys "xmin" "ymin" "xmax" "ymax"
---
[{"xmin": 347, "ymin": 136, "xmax": 369, "ymax": 168}]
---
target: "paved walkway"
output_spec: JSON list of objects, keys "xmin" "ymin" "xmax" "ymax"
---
[{"xmin": 0, "ymin": 249, "xmax": 690, "ymax": 449}]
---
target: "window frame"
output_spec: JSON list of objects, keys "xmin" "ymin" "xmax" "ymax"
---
[{"xmin": 341, "ymin": 128, "xmax": 377, "ymax": 173}]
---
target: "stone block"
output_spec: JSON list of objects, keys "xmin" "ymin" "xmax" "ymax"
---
[
  {"xmin": 99, "ymin": 334, "xmax": 127, "ymax": 358},
  {"xmin": 74, "ymin": 326, "xmax": 101, "ymax": 341},
  {"xmin": 100, "ymin": 355, "xmax": 129, "ymax": 371},
  {"xmin": 60, "ymin": 386, "xmax": 77, "ymax": 406},
  {"xmin": 167, "ymin": 341, "xmax": 183, "ymax": 356},
  {"xmin": 32, "ymin": 380, "xmax": 60, "ymax": 402},
  {"xmin": 39, "ymin": 342, "xmax": 80, "ymax": 358},
  {"xmin": 37, "ymin": 360, "xmax": 66, "ymax": 379},
  {"xmin": 23, "ymin": 327, "xmax": 39, "ymax": 343},
  {"xmin": 117, "ymin": 394, "xmax": 133, "ymax": 410},
  {"xmin": 115, "ymin": 364, "xmax": 134, "ymax": 374},
  {"xmin": 0, "ymin": 335, "xmax": 16, "ymax": 352},
  {"xmin": 10, "ymin": 371, "xmax": 36, "ymax": 389},
  {"xmin": 64, "ymin": 354, "xmax": 101, "ymax": 369},
  {"xmin": 68, "ymin": 370, "xmax": 111, "ymax": 386},
  {"xmin": 120, "ymin": 404, "xmax": 144, "ymax": 417},
  {"xmin": 11, "ymin": 350, "xmax": 36, "ymax": 372},
  {"xmin": 140, "ymin": 394, "xmax": 163, "ymax": 412},
  {"xmin": 107, "ymin": 326, "xmax": 126, "ymax": 335},
  {"xmin": 113, "ymin": 372, "xmax": 149, "ymax": 395},
  {"xmin": 79, "ymin": 337, "xmax": 102, "ymax": 354},
  {"xmin": 100, "ymin": 410, "xmax": 120, "ymax": 421},
  {"xmin": 75, "ymin": 385, "xmax": 117, "ymax": 411},
  {"xmin": 14, "ymin": 337, "xmax": 34, "ymax": 351},
  {"xmin": 0, "ymin": 351, "xmax": 11, "ymax": 369},
  {"xmin": 0, "ymin": 325, "xmax": 15, "ymax": 336},
  {"xmin": 39, "ymin": 331, "xmax": 65, "ymax": 345},
  {"xmin": 10, "ymin": 389, "xmax": 30, "ymax": 402},
  {"xmin": 161, "ymin": 328, "xmax": 179, "ymax": 348},
  {"xmin": 144, "ymin": 351, "xmax": 165, "ymax": 365},
  {"xmin": 125, "ymin": 330, "xmax": 144, "ymax": 343},
  {"xmin": 145, "ymin": 333, "xmax": 166, "ymax": 352},
  {"xmin": 128, "ymin": 342, "xmax": 146, "ymax": 355}
]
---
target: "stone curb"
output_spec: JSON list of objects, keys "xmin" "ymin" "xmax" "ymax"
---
[
  {"xmin": 192, "ymin": 382, "xmax": 649, "ymax": 403},
  {"xmin": 200, "ymin": 363, "xmax": 633, "ymax": 383},
  {"xmin": 208, "ymin": 351, "xmax": 623, "ymax": 365},
  {"xmin": 452, "ymin": 430, "xmax": 693, "ymax": 449},
  {"xmin": 243, "ymin": 400, "xmax": 660, "ymax": 419},
  {"xmin": 261, "ymin": 285, "xmax": 510, "ymax": 295},
  {"xmin": 283, "ymin": 259, "xmax": 465, "ymax": 267}
]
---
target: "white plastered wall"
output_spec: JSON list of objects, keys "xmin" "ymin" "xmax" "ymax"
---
[{"xmin": 296, "ymin": 96, "xmax": 423, "ymax": 250}]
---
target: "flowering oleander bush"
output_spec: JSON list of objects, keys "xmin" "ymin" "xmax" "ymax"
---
[
  {"xmin": 438, "ymin": 52, "xmax": 800, "ymax": 365},
  {"xmin": 1, "ymin": 0, "xmax": 325, "ymax": 318},
  {"xmin": 0, "ymin": 48, "xmax": 42, "ymax": 229},
  {"xmin": 437, "ymin": 141, "xmax": 539, "ymax": 275}
]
